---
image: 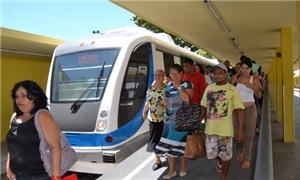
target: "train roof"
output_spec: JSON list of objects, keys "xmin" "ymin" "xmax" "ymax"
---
[{"xmin": 54, "ymin": 27, "xmax": 217, "ymax": 66}]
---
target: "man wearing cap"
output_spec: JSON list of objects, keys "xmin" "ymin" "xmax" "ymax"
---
[{"xmin": 199, "ymin": 63, "xmax": 244, "ymax": 180}]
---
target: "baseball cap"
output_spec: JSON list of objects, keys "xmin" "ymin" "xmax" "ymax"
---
[{"xmin": 213, "ymin": 63, "xmax": 227, "ymax": 72}]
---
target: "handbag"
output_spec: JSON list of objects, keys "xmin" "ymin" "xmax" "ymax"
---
[
  {"xmin": 34, "ymin": 109, "xmax": 77, "ymax": 176},
  {"xmin": 184, "ymin": 132, "xmax": 205, "ymax": 159},
  {"xmin": 62, "ymin": 173, "xmax": 79, "ymax": 180},
  {"xmin": 175, "ymin": 104, "xmax": 204, "ymax": 131}
]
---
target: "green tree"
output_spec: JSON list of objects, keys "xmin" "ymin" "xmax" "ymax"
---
[
  {"xmin": 132, "ymin": 16, "xmax": 198, "ymax": 51},
  {"xmin": 196, "ymin": 49, "xmax": 216, "ymax": 59}
]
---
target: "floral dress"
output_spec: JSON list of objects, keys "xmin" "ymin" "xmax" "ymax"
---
[{"xmin": 145, "ymin": 84, "xmax": 166, "ymax": 152}]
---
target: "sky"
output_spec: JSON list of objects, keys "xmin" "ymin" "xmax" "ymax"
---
[{"xmin": 1, "ymin": 0, "xmax": 137, "ymax": 41}]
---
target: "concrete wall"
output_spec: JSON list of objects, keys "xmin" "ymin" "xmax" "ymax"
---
[{"xmin": 1, "ymin": 52, "xmax": 51, "ymax": 141}]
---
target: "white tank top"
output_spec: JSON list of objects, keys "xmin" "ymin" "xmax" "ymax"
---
[{"xmin": 236, "ymin": 76, "xmax": 255, "ymax": 102}]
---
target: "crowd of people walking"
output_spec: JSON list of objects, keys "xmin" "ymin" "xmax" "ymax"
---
[
  {"xmin": 6, "ymin": 55, "xmax": 264, "ymax": 180},
  {"xmin": 143, "ymin": 56, "xmax": 264, "ymax": 180}
]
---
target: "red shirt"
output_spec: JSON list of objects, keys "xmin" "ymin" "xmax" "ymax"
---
[{"xmin": 183, "ymin": 71, "xmax": 207, "ymax": 104}]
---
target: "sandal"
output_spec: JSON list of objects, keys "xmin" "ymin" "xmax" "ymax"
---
[
  {"xmin": 256, "ymin": 128, "xmax": 260, "ymax": 135},
  {"xmin": 242, "ymin": 161, "xmax": 251, "ymax": 169},
  {"xmin": 162, "ymin": 172, "xmax": 177, "ymax": 179},
  {"xmin": 237, "ymin": 152, "xmax": 244, "ymax": 162},
  {"xmin": 216, "ymin": 162, "xmax": 222, "ymax": 173},
  {"xmin": 152, "ymin": 163, "xmax": 162, "ymax": 171},
  {"xmin": 179, "ymin": 171, "xmax": 187, "ymax": 177}
]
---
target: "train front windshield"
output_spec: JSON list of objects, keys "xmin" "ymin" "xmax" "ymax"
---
[{"xmin": 51, "ymin": 48, "xmax": 119, "ymax": 102}]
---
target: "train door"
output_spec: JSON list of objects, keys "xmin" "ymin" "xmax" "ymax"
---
[{"xmin": 118, "ymin": 43, "xmax": 152, "ymax": 128}]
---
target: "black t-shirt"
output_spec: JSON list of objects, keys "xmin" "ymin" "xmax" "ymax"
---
[{"xmin": 6, "ymin": 116, "xmax": 47, "ymax": 176}]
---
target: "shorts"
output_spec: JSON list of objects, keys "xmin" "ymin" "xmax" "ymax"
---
[{"xmin": 205, "ymin": 135, "xmax": 233, "ymax": 161}]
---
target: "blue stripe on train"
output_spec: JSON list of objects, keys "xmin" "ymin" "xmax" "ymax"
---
[{"xmin": 65, "ymin": 51, "xmax": 154, "ymax": 147}]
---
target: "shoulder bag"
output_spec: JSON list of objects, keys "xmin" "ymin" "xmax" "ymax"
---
[
  {"xmin": 184, "ymin": 132, "xmax": 206, "ymax": 159},
  {"xmin": 175, "ymin": 104, "xmax": 205, "ymax": 132},
  {"xmin": 34, "ymin": 109, "xmax": 77, "ymax": 176}
]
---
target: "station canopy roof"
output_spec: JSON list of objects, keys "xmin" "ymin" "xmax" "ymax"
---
[
  {"xmin": 1, "ymin": 27, "xmax": 64, "ymax": 57},
  {"xmin": 112, "ymin": 0, "xmax": 299, "ymax": 71}
]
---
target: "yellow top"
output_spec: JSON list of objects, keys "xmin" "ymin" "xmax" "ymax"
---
[{"xmin": 201, "ymin": 83, "xmax": 244, "ymax": 137}]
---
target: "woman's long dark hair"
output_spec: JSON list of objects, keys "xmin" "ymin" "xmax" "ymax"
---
[
  {"xmin": 241, "ymin": 57, "xmax": 253, "ymax": 68},
  {"xmin": 240, "ymin": 56, "xmax": 253, "ymax": 75},
  {"xmin": 11, "ymin": 80, "xmax": 48, "ymax": 116},
  {"xmin": 170, "ymin": 64, "xmax": 183, "ymax": 73}
]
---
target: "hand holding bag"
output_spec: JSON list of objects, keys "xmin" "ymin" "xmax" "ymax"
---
[{"xmin": 184, "ymin": 132, "xmax": 206, "ymax": 159}]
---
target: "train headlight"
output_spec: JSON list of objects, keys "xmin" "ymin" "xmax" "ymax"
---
[
  {"xmin": 97, "ymin": 110, "xmax": 108, "ymax": 131},
  {"xmin": 97, "ymin": 120, "xmax": 106, "ymax": 131},
  {"xmin": 100, "ymin": 110, "xmax": 108, "ymax": 118}
]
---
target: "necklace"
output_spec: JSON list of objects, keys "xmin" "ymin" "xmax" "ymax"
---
[{"xmin": 16, "ymin": 114, "xmax": 33, "ymax": 124}]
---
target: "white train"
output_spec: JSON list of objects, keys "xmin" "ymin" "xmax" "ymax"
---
[{"xmin": 46, "ymin": 27, "xmax": 217, "ymax": 173}]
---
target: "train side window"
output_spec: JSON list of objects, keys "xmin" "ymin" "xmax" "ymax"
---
[
  {"xmin": 118, "ymin": 43, "xmax": 151, "ymax": 128},
  {"xmin": 163, "ymin": 52, "xmax": 174, "ymax": 76},
  {"xmin": 174, "ymin": 56, "xmax": 181, "ymax": 65}
]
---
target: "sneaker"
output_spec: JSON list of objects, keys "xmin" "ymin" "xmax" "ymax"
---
[{"xmin": 152, "ymin": 163, "xmax": 162, "ymax": 171}]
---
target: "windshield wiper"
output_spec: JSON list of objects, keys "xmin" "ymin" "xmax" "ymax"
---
[
  {"xmin": 70, "ymin": 63, "xmax": 105, "ymax": 114},
  {"xmin": 95, "ymin": 62, "xmax": 105, "ymax": 98}
]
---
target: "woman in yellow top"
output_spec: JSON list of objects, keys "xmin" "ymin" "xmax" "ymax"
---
[{"xmin": 143, "ymin": 69, "xmax": 167, "ymax": 171}]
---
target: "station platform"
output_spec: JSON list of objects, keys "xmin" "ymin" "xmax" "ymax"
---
[
  {"xmin": 272, "ymin": 93, "xmax": 300, "ymax": 180},
  {"xmin": 98, "ymin": 89, "xmax": 299, "ymax": 180},
  {"xmin": 98, "ymin": 140, "xmax": 255, "ymax": 180}
]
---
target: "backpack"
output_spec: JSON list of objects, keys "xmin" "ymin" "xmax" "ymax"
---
[{"xmin": 34, "ymin": 109, "xmax": 77, "ymax": 176}]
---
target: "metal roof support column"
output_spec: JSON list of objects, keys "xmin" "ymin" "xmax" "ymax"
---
[
  {"xmin": 275, "ymin": 49, "xmax": 283, "ymax": 123},
  {"xmin": 298, "ymin": 1, "xmax": 300, "ymax": 88},
  {"xmin": 268, "ymin": 63, "xmax": 272, "ymax": 102},
  {"xmin": 272, "ymin": 57, "xmax": 277, "ymax": 112},
  {"xmin": 281, "ymin": 27, "xmax": 295, "ymax": 143},
  {"xmin": 269, "ymin": 61, "xmax": 275, "ymax": 107},
  {"xmin": 267, "ymin": 65, "xmax": 270, "ymax": 99}
]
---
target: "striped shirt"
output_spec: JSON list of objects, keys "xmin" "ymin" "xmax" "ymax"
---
[
  {"xmin": 154, "ymin": 80, "xmax": 193, "ymax": 157},
  {"xmin": 165, "ymin": 81, "xmax": 193, "ymax": 117}
]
